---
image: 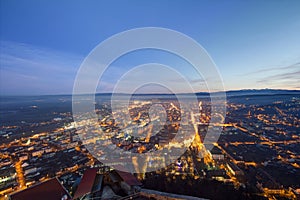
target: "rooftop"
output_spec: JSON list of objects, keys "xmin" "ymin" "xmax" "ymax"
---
[
  {"xmin": 9, "ymin": 177, "xmax": 71, "ymax": 200},
  {"xmin": 72, "ymin": 168, "xmax": 98, "ymax": 199}
]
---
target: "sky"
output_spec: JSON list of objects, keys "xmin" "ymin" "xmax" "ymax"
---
[{"xmin": 0, "ymin": 0, "xmax": 300, "ymax": 95}]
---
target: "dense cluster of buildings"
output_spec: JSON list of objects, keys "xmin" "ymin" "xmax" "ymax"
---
[{"xmin": 0, "ymin": 95, "xmax": 299, "ymax": 199}]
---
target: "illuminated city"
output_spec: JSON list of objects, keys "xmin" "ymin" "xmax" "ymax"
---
[
  {"xmin": 0, "ymin": 91, "xmax": 299, "ymax": 199},
  {"xmin": 1, "ymin": 1, "xmax": 300, "ymax": 200}
]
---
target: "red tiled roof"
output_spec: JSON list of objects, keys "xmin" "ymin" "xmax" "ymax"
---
[
  {"xmin": 73, "ymin": 168, "xmax": 98, "ymax": 199},
  {"xmin": 115, "ymin": 170, "xmax": 142, "ymax": 186},
  {"xmin": 10, "ymin": 177, "xmax": 71, "ymax": 200}
]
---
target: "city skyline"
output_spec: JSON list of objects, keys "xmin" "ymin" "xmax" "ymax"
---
[{"xmin": 1, "ymin": 0, "xmax": 300, "ymax": 95}]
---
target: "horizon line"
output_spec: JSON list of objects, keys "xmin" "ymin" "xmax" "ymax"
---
[{"xmin": 1, "ymin": 88, "xmax": 300, "ymax": 97}]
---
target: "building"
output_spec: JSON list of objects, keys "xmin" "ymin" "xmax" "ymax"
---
[
  {"xmin": 73, "ymin": 168, "xmax": 103, "ymax": 200},
  {"xmin": 115, "ymin": 170, "xmax": 142, "ymax": 195},
  {"xmin": 9, "ymin": 177, "xmax": 71, "ymax": 200},
  {"xmin": 104, "ymin": 170, "xmax": 142, "ymax": 195}
]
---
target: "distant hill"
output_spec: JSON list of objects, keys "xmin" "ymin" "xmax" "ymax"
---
[
  {"xmin": 94, "ymin": 89, "xmax": 300, "ymax": 97},
  {"xmin": 3, "ymin": 89, "xmax": 299, "ymax": 98},
  {"xmin": 221, "ymin": 89, "xmax": 300, "ymax": 97},
  {"xmin": 115, "ymin": 89, "xmax": 300, "ymax": 97}
]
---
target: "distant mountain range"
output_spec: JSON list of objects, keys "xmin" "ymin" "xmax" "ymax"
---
[
  {"xmin": 93, "ymin": 89, "xmax": 300, "ymax": 97},
  {"xmin": 2, "ymin": 89, "xmax": 300, "ymax": 97},
  {"xmin": 221, "ymin": 89, "xmax": 300, "ymax": 96}
]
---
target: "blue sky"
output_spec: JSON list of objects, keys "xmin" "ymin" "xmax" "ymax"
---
[{"xmin": 0, "ymin": 0, "xmax": 300, "ymax": 95}]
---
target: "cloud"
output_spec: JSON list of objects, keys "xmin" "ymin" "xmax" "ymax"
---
[
  {"xmin": 257, "ymin": 70, "xmax": 300, "ymax": 83},
  {"xmin": 189, "ymin": 78, "xmax": 206, "ymax": 84},
  {"xmin": 0, "ymin": 41, "xmax": 84, "ymax": 95},
  {"xmin": 255, "ymin": 63, "xmax": 300, "ymax": 89},
  {"xmin": 243, "ymin": 62, "xmax": 300, "ymax": 76},
  {"xmin": 237, "ymin": 61, "xmax": 300, "ymax": 89},
  {"xmin": 0, "ymin": 41, "xmax": 222, "ymax": 94}
]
